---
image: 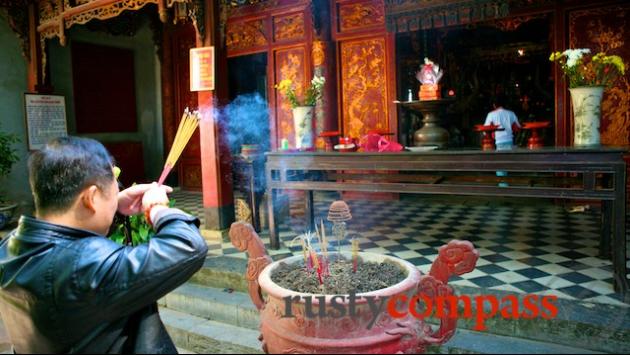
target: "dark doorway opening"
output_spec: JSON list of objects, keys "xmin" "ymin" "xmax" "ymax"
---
[
  {"xmin": 226, "ymin": 53, "xmax": 270, "ymax": 155},
  {"xmin": 397, "ymin": 16, "xmax": 554, "ymax": 148}
]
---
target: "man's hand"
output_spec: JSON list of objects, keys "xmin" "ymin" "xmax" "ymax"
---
[
  {"xmin": 118, "ymin": 183, "xmax": 172, "ymax": 216},
  {"xmin": 142, "ymin": 183, "xmax": 171, "ymax": 212}
]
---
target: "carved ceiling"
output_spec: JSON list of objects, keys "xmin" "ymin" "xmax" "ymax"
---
[
  {"xmin": 35, "ymin": 0, "xmax": 203, "ymax": 46},
  {"xmin": 385, "ymin": 0, "xmax": 555, "ymax": 32}
]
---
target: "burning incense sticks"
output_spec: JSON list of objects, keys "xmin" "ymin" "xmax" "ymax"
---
[
  {"xmin": 158, "ymin": 108, "xmax": 201, "ymax": 184},
  {"xmin": 301, "ymin": 239, "xmax": 308, "ymax": 267},
  {"xmin": 351, "ymin": 238, "xmax": 360, "ymax": 273},
  {"xmin": 310, "ymin": 248, "xmax": 323, "ymax": 285},
  {"xmin": 319, "ymin": 219, "xmax": 330, "ymax": 276}
]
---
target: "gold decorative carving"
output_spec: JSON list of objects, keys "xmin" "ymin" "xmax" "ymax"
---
[
  {"xmin": 226, "ymin": 19, "xmax": 268, "ymax": 51},
  {"xmin": 37, "ymin": 0, "xmax": 194, "ymax": 44},
  {"xmin": 312, "ymin": 40, "xmax": 325, "ymax": 67},
  {"xmin": 38, "ymin": 0, "xmax": 62, "ymax": 24},
  {"xmin": 64, "ymin": 0, "xmax": 158, "ymax": 28},
  {"xmin": 339, "ymin": 1, "xmax": 385, "ymax": 32},
  {"xmin": 273, "ymin": 13, "xmax": 305, "ymax": 42},
  {"xmin": 340, "ymin": 37, "xmax": 388, "ymax": 139},
  {"xmin": 493, "ymin": 14, "xmax": 547, "ymax": 32},
  {"xmin": 569, "ymin": 5, "xmax": 630, "ymax": 146},
  {"xmin": 276, "ymin": 48, "xmax": 306, "ymax": 147}
]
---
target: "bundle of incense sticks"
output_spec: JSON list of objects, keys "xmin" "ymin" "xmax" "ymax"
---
[
  {"xmin": 291, "ymin": 233, "xmax": 313, "ymax": 272},
  {"xmin": 158, "ymin": 108, "xmax": 200, "ymax": 185},
  {"xmin": 310, "ymin": 249, "xmax": 323, "ymax": 285}
]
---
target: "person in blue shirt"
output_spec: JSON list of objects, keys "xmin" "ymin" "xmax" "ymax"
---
[
  {"xmin": 484, "ymin": 94, "xmax": 521, "ymax": 150},
  {"xmin": 484, "ymin": 95, "xmax": 521, "ymax": 186}
]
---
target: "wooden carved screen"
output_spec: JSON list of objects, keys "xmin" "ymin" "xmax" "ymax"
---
[
  {"xmin": 339, "ymin": 36, "xmax": 390, "ymax": 138},
  {"xmin": 335, "ymin": 0, "xmax": 395, "ymax": 139},
  {"xmin": 569, "ymin": 4, "xmax": 630, "ymax": 146},
  {"xmin": 274, "ymin": 46, "xmax": 309, "ymax": 148}
]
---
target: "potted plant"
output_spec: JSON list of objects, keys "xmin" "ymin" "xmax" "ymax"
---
[
  {"xmin": 0, "ymin": 124, "xmax": 20, "ymax": 230},
  {"xmin": 550, "ymin": 49, "xmax": 625, "ymax": 146},
  {"xmin": 108, "ymin": 169, "xmax": 178, "ymax": 246},
  {"xmin": 229, "ymin": 220, "xmax": 479, "ymax": 354},
  {"xmin": 275, "ymin": 75, "xmax": 325, "ymax": 150}
]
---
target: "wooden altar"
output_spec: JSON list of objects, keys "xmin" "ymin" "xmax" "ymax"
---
[{"xmin": 265, "ymin": 148, "xmax": 629, "ymax": 301}]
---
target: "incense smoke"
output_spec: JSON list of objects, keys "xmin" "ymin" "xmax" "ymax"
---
[{"xmin": 221, "ymin": 93, "xmax": 270, "ymax": 154}]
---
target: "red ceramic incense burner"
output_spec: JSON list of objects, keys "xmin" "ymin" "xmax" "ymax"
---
[
  {"xmin": 522, "ymin": 121, "xmax": 551, "ymax": 149},
  {"xmin": 230, "ymin": 222, "xmax": 479, "ymax": 354},
  {"xmin": 336, "ymin": 137, "xmax": 359, "ymax": 152},
  {"xmin": 474, "ymin": 124, "xmax": 504, "ymax": 151},
  {"xmin": 319, "ymin": 131, "xmax": 340, "ymax": 152}
]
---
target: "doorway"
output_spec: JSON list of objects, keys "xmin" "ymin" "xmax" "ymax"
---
[
  {"xmin": 226, "ymin": 53, "xmax": 270, "ymax": 154},
  {"xmin": 397, "ymin": 16, "xmax": 554, "ymax": 147}
]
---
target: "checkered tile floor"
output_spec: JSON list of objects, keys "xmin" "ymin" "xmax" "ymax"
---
[{"xmin": 171, "ymin": 190, "xmax": 628, "ymax": 307}]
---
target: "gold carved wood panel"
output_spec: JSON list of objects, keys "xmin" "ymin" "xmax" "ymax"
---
[
  {"xmin": 569, "ymin": 4, "xmax": 630, "ymax": 146},
  {"xmin": 275, "ymin": 47, "xmax": 307, "ymax": 147},
  {"xmin": 338, "ymin": 0, "xmax": 385, "ymax": 32},
  {"xmin": 273, "ymin": 12, "xmax": 305, "ymax": 42},
  {"xmin": 340, "ymin": 36, "xmax": 389, "ymax": 139},
  {"xmin": 226, "ymin": 18, "xmax": 269, "ymax": 52}
]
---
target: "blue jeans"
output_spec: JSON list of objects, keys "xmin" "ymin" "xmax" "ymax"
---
[
  {"xmin": 496, "ymin": 143, "xmax": 512, "ymax": 186},
  {"xmin": 496, "ymin": 142, "xmax": 513, "ymax": 151}
]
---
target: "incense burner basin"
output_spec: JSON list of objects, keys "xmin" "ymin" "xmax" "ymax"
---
[{"xmin": 229, "ymin": 222, "xmax": 479, "ymax": 354}]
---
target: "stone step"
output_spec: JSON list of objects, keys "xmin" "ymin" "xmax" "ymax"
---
[
  {"xmin": 189, "ymin": 257, "xmax": 249, "ymax": 293},
  {"xmin": 159, "ymin": 283, "xmax": 259, "ymax": 330},
  {"xmin": 425, "ymin": 285, "xmax": 629, "ymax": 354},
  {"xmin": 187, "ymin": 257, "xmax": 630, "ymax": 353},
  {"xmin": 160, "ymin": 294, "xmax": 599, "ymax": 355},
  {"xmin": 427, "ymin": 328, "xmax": 603, "ymax": 354},
  {"xmin": 160, "ymin": 285, "xmax": 599, "ymax": 354},
  {"xmin": 159, "ymin": 308, "xmax": 263, "ymax": 354}
]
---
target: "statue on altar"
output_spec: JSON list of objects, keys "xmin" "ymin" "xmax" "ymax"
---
[{"xmin": 416, "ymin": 58, "xmax": 443, "ymax": 100}]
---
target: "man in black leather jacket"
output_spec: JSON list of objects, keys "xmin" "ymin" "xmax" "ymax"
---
[{"xmin": 0, "ymin": 137, "xmax": 208, "ymax": 354}]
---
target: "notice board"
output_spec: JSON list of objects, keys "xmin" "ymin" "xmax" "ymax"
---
[
  {"xmin": 24, "ymin": 94, "xmax": 68, "ymax": 150},
  {"xmin": 190, "ymin": 47, "xmax": 215, "ymax": 91}
]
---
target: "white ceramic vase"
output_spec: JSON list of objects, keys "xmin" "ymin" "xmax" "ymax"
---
[
  {"xmin": 569, "ymin": 86, "xmax": 604, "ymax": 147},
  {"xmin": 292, "ymin": 106, "xmax": 314, "ymax": 150}
]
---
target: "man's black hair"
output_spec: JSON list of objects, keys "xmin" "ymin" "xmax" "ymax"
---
[
  {"xmin": 491, "ymin": 93, "xmax": 507, "ymax": 108},
  {"xmin": 28, "ymin": 136, "xmax": 114, "ymax": 215}
]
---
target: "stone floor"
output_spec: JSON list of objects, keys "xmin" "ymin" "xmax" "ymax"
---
[{"xmin": 172, "ymin": 190, "xmax": 629, "ymax": 307}]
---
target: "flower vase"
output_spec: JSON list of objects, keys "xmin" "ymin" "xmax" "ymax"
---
[
  {"xmin": 292, "ymin": 106, "xmax": 314, "ymax": 150},
  {"xmin": 569, "ymin": 86, "xmax": 604, "ymax": 147}
]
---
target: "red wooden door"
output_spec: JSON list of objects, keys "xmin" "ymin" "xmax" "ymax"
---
[{"xmin": 170, "ymin": 24, "xmax": 201, "ymax": 190}]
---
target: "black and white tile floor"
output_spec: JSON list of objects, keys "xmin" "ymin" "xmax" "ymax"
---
[{"xmin": 171, "ymin": 190, "xmax": 628, "ymax": 307}]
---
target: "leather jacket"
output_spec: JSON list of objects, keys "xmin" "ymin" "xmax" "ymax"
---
[{"xmin": 0, "ymin": 210, "xmax": 208, "ymax": 354}]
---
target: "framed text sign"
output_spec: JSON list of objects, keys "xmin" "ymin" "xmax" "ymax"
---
[
  {"xmin": 190, "ymin": 47, "xmax": 215, "ymax": 91},
  {"xmin": 23, "ymin": 94, "xmax": 68, "ymax": 150}
]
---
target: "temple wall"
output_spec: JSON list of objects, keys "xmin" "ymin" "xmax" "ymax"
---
[
  {"xmin": 48, "ymin": 19, "xmax": 163, "ymax": 184},
  {"xmin": 0, "ymin": 14, "xmax": 31, "ymax": 209}
]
